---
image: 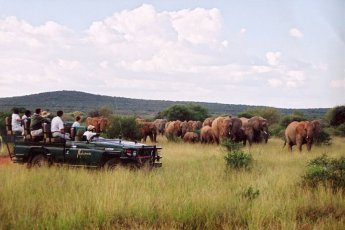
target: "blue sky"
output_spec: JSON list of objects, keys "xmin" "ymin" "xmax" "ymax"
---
[{"xmin": 0, "ymin": 0, "xmax": 344, "ymax": 108}]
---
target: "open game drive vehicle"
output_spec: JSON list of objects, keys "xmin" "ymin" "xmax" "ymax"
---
[{"xmin": 10, "ymin": 136, "xmax": 162, "ymax": 169}]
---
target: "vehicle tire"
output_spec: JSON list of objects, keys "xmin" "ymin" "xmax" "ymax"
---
[
  {"xmin": 103, "ymin": 158, "xmax": 119, "ymax": 170},
  {"xmin": 30, "ymin": 154, "xmax": 50, "ymax": 168}
]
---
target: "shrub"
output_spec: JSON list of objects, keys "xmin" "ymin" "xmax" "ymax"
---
[
  {"xmin": 334, "ymin": 123, "xmax": 345, "ymax": 137},
  {"xmin": 269, "ymin": 123, "xmax": 285, "ymax": 138},
  {"xmin": 314, "ymin": 130, "xmax": 332, "ymax": 146},
  {"xmin": 326, "ymin": 106, "xmax": 345, "ymax": 126},
  {"xmin": 159, "ymin": 103, "xmax": 209, "ymax": 121},
  {"xmin": 224, "ymin": 150, "xmax": 253, "ymax": 169},
  {"xmin": 221, "ymin": 138, "xmax": 241, "ymax": 152},
  {"xmin": 302, "ymin": 154, "xmax": 345, "ymax": 191},
  {"xmin": 241, "ymin": 186, "xmax": 260, "ymax": 200},
  {"xmin": 106, "ymin": 116, "xmax": 141, "ymax": 141}
]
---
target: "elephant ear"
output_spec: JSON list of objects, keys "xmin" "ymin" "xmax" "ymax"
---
[
  {"xmin": 312, "ymin": 120, "xmax": 321, "ymax": 136},
  {"xmin": 296, "ymin": 122, "xmax": 307, "ymax": 135}
]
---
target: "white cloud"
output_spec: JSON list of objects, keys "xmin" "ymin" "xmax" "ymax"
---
[
  {"xmin": 286, "ymin": 70, "xmax": 306, "ymax": 88},
  {"xmin": 0, "ymin": 4, "xmax": 340, "ymax": 108},
  {"xmin": 289, "ymin": 28, "xmax": 303, "ymax": 38},
  {"xmin": 330, "ymin": 78, "xmax": 345, "ymax": 89},
  {"xmin": 266, "ymin": 52, "xmax": 281, "ymax": 66},
  {"xmin": 268, "ymin": 78, "xmax": 283, "ymax": 88}
]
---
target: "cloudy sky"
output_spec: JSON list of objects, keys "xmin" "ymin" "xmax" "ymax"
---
[{"xmin": 0, "ymin": 0, "xmax": 344, "ymax": 108}]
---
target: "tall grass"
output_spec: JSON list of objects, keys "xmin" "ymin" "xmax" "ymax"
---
[{"xmin": 0, "ymin": 137, "xmax": 344, "ymax": 229}]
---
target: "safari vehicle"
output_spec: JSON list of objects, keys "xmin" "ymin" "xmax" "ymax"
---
[
  {"xmin": 12, "ymin": 137, "xmax": 162, "ymax": 169},
  {"xmin": 4, "ymin": 117, "xmax": 162, "ymax": 169}
]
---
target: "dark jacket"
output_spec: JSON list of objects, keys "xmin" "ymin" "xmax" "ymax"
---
[{"xmin": 30, "ymin": 114, "xmax": 50, "ymax": 130}]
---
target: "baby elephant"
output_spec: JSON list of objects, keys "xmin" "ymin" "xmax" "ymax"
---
[{"xmin": 183, "ymin": 132, "xmax": 200, "ymax": 143}]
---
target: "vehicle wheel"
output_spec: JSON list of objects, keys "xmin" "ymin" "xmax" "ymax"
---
[
  {"xmin": 104, "ymin": 159, "xmax": 119, "ymax": 170},
  {"xmin": 30, "ymin": 154, "xmax": 50, "ymax": 168}
]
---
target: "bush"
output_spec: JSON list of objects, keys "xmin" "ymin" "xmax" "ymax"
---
[
  {"xmin": 225, "ymin": 150, "xmax": 253, "ymax": 169},
  {"xmin": 314, "ymin": 130, "xmax": 332, "ymax": 146},
  {"xmin": 334, "ymin": 123, "xmax": 345, "ymax": 137},
  {"xmin": 269, "ymin": 123, "xmax": 285, "ymax": 138},
  {"xmin": 159, "ymin": 103, "xmax": 209, "ymax": 121},
  {"xmin": 241, "ymin": 186, "xmax": 260, "ymax": 200},
  {"xmin": 106, "ymin": 116, "xmax": 141, "ymax": 141},
  {"xmin": 221, "ymin": 138, "xmax": 242, "ymax": 152},
  {"xmin": 302, "ymin": 154, "xmax": 345, "ymax": 191}
]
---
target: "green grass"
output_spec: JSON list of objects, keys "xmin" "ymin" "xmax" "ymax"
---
[{"xmin": 0, "ymin": 137, "xmax": 344, "ymax": 229}]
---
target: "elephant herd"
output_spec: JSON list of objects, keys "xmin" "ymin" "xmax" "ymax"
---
[
  {"xmin": 138, "ymin": 116, "xmax": 269, "ymax": 147},
  {"xmin": 137, "ymin": 116, "xmax": 321, "ymax": 152}
]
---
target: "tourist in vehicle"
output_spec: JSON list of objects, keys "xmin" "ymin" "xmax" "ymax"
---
[
  {"xmin": 30, "ymin": 108, "xmax": 51, "ymax": 137},
  {"xmin": 11, "ymin": 108, "xmax": 24, "ymax": 135},
  {"xmin": 83, "ymin": 125, "xmax": 98, "ymax": 141},
  {"xmin": 21, "ymin": 110, "xmax": 31, "ymax": 124},
  {"xmin": 72, "ymin": 116, "xmax": 81, "ymax": 128},
  {"xmin": 51, "ymin": 110, "xmax": 70, "ymax": 140}
]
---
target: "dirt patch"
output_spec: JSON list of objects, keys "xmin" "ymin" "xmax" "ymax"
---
[{"xmin": 0, "ymin": 156, "xmax": 12, "ymax": 165}]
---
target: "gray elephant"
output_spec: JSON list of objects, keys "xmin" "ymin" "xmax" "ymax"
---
[
  {"xmin": 228, "ymin": 117, "xmax": 244, "ymax": 142},
  {"xmin": 248, "ymin": 116, "xmax": 269, "ymax": 143},
  {"xmin": 211, "ymin": 116, "xmax": 232, "ymax": 144},
  {"xmin": 200, "ymin": 126, "xmax": 216, "ymax": 144},
  {"xmin": 284, "ymin": 120, "xmax": 321, "ymax": 152},
  {"xmin": 153, "ymin": 119, "xmax": 167, "ymax": 136}
]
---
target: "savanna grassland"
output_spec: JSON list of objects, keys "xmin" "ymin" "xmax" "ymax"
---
[{"xmin": 0, "ymin": 137, "xmax": 344, "ymax": 230}]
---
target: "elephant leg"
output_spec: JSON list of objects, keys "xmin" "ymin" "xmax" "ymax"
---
[
  {"xmin": 297, "ymin": 142, "xmax": 302, "ymax": 152},
  {"xmin": 288, "ymin": 143, "xmax": 293, "ymax": 152},
  {"xmin": 149, "ymin": 134, "xmax": 153, "ymax": 142}
]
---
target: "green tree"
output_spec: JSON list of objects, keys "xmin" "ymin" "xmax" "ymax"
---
[
  {"xmin": 106, "ymin": 115, "xmax": 141, "ymax": 141},
  {"xmin": 280, "ymin": 112, "xmax": 307, "ymax": 127},
  {"xmin": 326, "ymin": 105, "xmax": 345, "ymax": 126},
  {"xmin": 160, "ymin": 104, "xmax": 209, "ymax": 121},
  {"xmin": 87, "ymin": 105, "xmax": 113, "ymax": 118},
  {"xmin": 238, "ymin": 107, "xmax": 281, "ymax": 125}
]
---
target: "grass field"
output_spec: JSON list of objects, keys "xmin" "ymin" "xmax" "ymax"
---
[{"xmin": 0, "ymin": 137, "xmax": 344, "ymax": 229}]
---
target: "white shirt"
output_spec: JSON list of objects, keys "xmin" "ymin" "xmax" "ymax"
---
[
  {"xmin": 11, "ymin": 113, "xmax": 22, "ymax": 131},
  {"xmin": 51, "ymin": 116, "xmax": 64, "ymax": 133},
  {"xmin": 83, "ymin": 131, "xmax": 97, "ymax": 141},
  {"xmin": 72, "ymin": 121, "xmax": 80, "ymax": 128}
]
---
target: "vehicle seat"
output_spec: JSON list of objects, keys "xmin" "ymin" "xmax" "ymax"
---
[
  {"xmin": 43, "ymin": 123, "xmax": 61, "ymax": 143},
  {"xmin": 74, "ymin": 127, "xmax": 86, "ymax": 141},
  {"xmin": 23, "ymin": 119, "xmax": 32, "ymax": 141}
]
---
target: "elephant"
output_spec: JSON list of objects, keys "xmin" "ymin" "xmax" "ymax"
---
[
  {"xmin": 187, "ymin": 120, "xmax": 202, "ymax": 132},
  {"xmin": 200, "ymin": 126, "xmax": 216, "ymax": 144},
  {"xmin": 165, "ymin": 120, "xmax": 182, "ymax": 140},
  {"xmin": 180, "ymin": 121, "xmax": 189, "ymax": 138},
  {"xmin": 248, "ymin": 116, "xmax": 269, "ymax": 143},
  {"xmin": 153, "ymin": 119, "xmax": 167, "ymax": 136},
  {"xmin": 183, "ymin": 132, "xmax": 200, "ymax": 143},
  {"xmin": 138, "ymin": 121, "xmax": 157, "ymax": 143},
  {"xmin": 202, "ymin": 117, "xmax": 215, "ymax": 127},
  {"xmin": 284, "ymin": 120, "xmax": 321, "ymax": 152},
  {"xmin": 228, "ymin": 117, "xmax": 244, "ymax": 142},
  {"xmin": 86, "ymin": 117, "xmax": 109, "ymax": 132},
  {"xmin": 211, "ymin": 116, "xmax": 232, "ymax": 144}
]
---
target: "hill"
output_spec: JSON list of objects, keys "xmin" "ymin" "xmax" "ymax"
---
[{"xmin": 0, "ymin": 90, "xmax": 329, "ymax": 118}]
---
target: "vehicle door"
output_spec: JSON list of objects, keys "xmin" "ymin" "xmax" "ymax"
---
[{"xmin": 65, "ymin": 142, "xmax": 96, "ymax": 166}]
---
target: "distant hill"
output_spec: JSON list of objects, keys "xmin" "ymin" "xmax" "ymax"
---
[{"xmin": 0, "ymin": 90, "xmax": 329, "ymax": 118}]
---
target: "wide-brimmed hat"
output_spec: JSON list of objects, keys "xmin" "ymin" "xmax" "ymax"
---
[
  {"xmin": 41, "ymin": 111, "xmax": 51, "ymax": 117},
  {"xmin": 87, "ymin": 125, "xmax": 95, "ymax": 131}
]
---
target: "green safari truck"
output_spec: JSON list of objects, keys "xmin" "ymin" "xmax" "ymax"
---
[{"xmin": 12, "ymin": 136, "xmax": 162, "ymax": 169}]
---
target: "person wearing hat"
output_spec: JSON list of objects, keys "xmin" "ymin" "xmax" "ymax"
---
[
  {"xmin": 51, "ymin": 110, "xmax": 70, "ymax": 140},
  {"xmin": 30, "ymin": 108, "xmax": 51, "ymax": 137},
  {"xmin": 83, "ymin": 125, "xmax": 98, "ymax": 141}
]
